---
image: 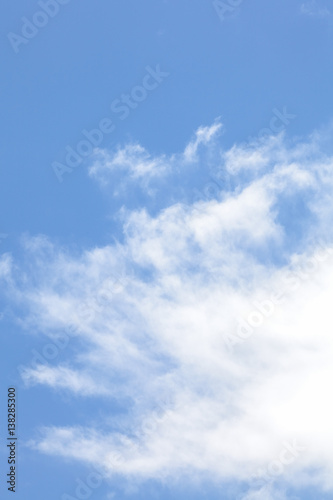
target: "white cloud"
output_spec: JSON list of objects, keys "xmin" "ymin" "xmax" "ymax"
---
[
  {"xmin": 4, "ymin": 122, "xmax": 333, "ymax": 495},
  {"xmin": 89, "ymin": 144, "xmax": 169, "ymax": 186},
  {"xmin": 0, "ymin": 253, "xmax": 12, "ymax": 280},
  {"xmin": 21, "ymin": 365, "xmax": 111, "ymax": 396},
  {"xmin": 241, "ymin": 486, "xmax": 288, "ymax": 500},
  {"xmin": 183, "ymin": 121, "xmax": 223, "ymax": 162},
  {"xmin": 88, "ymin": 121, "xmax": 223, "ymax": 203}
]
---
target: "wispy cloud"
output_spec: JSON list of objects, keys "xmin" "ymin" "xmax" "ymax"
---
[
  {"xmin": 88, "ymin": 121, "xmax": 222, "ymax": 203},
  {"xmin": 301, "ymin": 0, "xmax": 331, "ymax": 18},
  {"xmin": 3, "ymin": 121, "xmax": 333, "ymax": 495},
  {"xmin": 21, "ymin": 365, "xmax": 111, "ymax": 396},
  {"xmin": 241, "ymin": 486, "xmax": 288, "ymax": 500},
  {"xmin": 183, "ymin": 120, "xmax": 223, "ymax": 162}
]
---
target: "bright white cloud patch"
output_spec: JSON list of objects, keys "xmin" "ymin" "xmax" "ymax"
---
[{"xmin": 3, "ymin": 122, "xmax": 333, "ymax": 496}]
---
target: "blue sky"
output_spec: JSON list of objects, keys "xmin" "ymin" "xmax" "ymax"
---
[{"xmin": 1, "ymin": 1, "xmax": 333, "ymax": 499}]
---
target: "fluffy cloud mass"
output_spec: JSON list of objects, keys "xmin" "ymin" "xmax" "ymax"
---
[{"xmin": 3, "ymin": 122, "xmax": 333, "ymax": 495}]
